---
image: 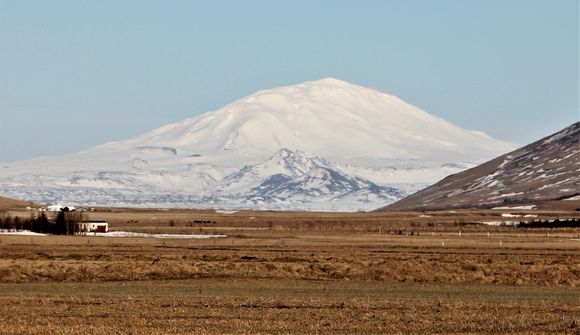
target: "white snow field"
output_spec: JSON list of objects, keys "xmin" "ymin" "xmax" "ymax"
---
[
  {"xmin": 0, "ymin": 230, "xmax": 47, "ymax": 236},
  {"xmin": 0, "ymin": 78, "xmax": 514, "ymax": 211},
  {"xmin": 90, "ymin": 231, "xmax": 227, "ymax": 239},
  {"xmin": 0, "ymin": 230, "xmax": 225, "ymax": 239}
]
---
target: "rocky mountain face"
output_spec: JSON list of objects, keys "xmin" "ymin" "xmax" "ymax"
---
[
  {"xmin": 381, "ymin": 122, "xmax": 579, "ymax": 211},
  {"xmin": 0, "ymin": 78, "xmax": 514, "ymax": 211},
  {"xmin": 217, "ymin": 149, "xmax": 404, "ymax": 208}
]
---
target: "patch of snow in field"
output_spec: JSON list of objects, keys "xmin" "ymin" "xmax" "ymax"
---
[
  {"xmin": 0, "ymin": 230, "xmax": 226, "ymax": 238},
  {"xmin": 501, "ymin": 213, "xmax": 520, "ymax": 218},
  {"xmin": 0, "ymin": 230, "xmax": 47, "ymax": 236},
  {"xmin": 418, "ymin": 214, "xmax": 431, "ymax": 218},
  {"xmin": 492, "ymin": 205, "xmax": 536, "ymax": 210},
  {"xmin": 479, "ymin": 221, "xmax": 519, "ymax": 226},
  {"xmin": 564, "ymin": 195, "xmax": 580, "ymax": 201},
  {"xmin": 501, "ymin": 213, "xmax": 538, "ymax": 218},
  {"xmin": 89, "ymin": 231, "xmax": 226, "ymax": 239},
  {"xmin": 215, "ymin": 210, "xmax": 239, "ymax": 215}
]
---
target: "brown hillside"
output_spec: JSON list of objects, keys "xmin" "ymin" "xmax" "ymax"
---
[
  {"xmin": 381, "ymin": 122, "xmax": 579, "ymax": 211},
  {"xmin": 0, "ymin": 196, "xmax": 38, "ymax": 210}
]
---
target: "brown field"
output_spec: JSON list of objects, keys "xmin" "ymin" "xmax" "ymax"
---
[{"xmin": 0, "ymin": 207, "xmax": 579, "ymax": 334}]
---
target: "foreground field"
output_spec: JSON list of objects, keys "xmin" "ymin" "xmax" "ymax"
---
[
  {"xmin": 1, "ymin": 279, "xmax": 578, "ymax": 335},
  {"xmin": 0, "ymin": 208, "xmax": 579, "ymax": 334},
  {"xmin": 0, "ymin": 231, "xmax": 578, "ymax": 286}
]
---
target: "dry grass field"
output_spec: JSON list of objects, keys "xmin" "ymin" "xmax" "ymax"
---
[
  {"xmin": 1, "ymin": 279, "xmax": 578, "ymax": 335},
  {"xmin": 0, "ymin": 196, "xmax": 36, "ymax": 210},
  {"xmin": 0, "ymin": 206, "xmax": 579, "ymax": 334}
]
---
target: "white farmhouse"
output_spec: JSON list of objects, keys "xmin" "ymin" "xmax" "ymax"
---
[{"xmin": 78, "ymin": 221, "xmax": 108, "ymax": 233}]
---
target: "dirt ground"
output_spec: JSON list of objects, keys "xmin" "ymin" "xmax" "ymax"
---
[{"xmin": 0, "ymin": 207, "xmax": 579, "ymax": 334}]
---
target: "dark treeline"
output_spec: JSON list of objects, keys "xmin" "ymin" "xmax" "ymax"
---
[
  {"xmin": 0, "ymin": 210, "xmax": 83, "ymax": 235},
  {"xmin": 517, "ymin": 218, "xmax": 579, "ymax": 229}
]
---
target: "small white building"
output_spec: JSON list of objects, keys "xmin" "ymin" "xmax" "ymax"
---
[{"xmin": 78, "ymin": 221, "xmax": 108, "ymax": 233}]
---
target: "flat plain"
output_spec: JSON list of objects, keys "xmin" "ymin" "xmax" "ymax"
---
[{"xmin": 0, "ymin": 206, "xmax": 579, "ymax": 334}]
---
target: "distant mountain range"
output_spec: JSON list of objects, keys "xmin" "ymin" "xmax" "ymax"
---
[
  {"xmin": 382, "ymin": 122, "xmax": 579, "ymax": 211},
  {"xmin": 0, "ymin": 78, "xmax": 514, "ymax": 211}
]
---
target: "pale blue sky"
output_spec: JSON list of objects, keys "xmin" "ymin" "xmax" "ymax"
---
[{"xmin": 0, "ymin": 0, "xmax": 578, "ymax": 161}]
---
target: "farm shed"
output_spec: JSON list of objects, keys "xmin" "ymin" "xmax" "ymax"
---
[{"xmin": 78, "ymin": 221, "xmax": 108, "ymax": 233}]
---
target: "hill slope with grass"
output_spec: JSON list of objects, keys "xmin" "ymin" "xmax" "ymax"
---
[{"xmin": 381, "ymin": 122, "xmax": 579, "ymax": 211}]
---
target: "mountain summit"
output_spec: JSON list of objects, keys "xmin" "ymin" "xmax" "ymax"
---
[
  {"xmin": 95, "ymin": 77, "xmax": 512, "ymax": 164},
  {"xmin": 0, "ymin": 78, "xmax": 514, "ymax": 211}
]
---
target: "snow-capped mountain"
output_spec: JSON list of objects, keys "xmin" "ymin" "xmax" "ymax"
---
[
  {"xmin": 216, "ymin": 149, "xmax": 404, "ymax": 209},
  {"xmin": 0, "ymin": 78, "xmax": 514, "ymax": 211}
]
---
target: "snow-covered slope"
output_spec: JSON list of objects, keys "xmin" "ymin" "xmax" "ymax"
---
[
  {"xmin": 0, "ymin": 78, "xmax": 514, "ymax": 211},
  {"xmin": 382, "ymin": 122, "xmax": 580, "ymax": 211},
  {"xmin": 215, "ymin": 149, "xmax": 404, "ymax": 209}
]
